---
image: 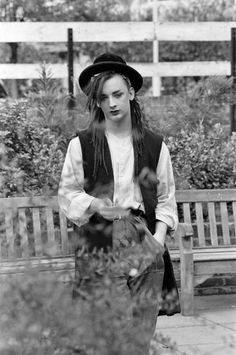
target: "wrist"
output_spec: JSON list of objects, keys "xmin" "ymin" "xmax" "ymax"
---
[
  {"xmin": 153, "ymin": 232, "xmax": 165, "ymax": 247},
  {"xmin": 154, "ymin": 221, "xmax": 168, "ymax": 246}
]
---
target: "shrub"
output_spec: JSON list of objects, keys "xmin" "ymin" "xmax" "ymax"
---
[
  {"xmin": 168, "ymin": 122, "xmax": 236, "ymax": 189},
  {"xmin": 0, "ymin": 99, "xmax": 66, "ymax": 196},
  {"xmin": 144, "ymin": 76, "xmax": 235, "ymax": 137},
  {"xmin": 1, "ymin": 74, "xmax": 235, "ymax": 197}
]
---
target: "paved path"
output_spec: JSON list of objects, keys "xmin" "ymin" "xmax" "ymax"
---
[{"xmin": 155, "ymin": 294, "xmax": 236, "ymax": 355}]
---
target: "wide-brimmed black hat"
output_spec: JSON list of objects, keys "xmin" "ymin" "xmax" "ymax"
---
[{"xmin": 79, "ymin": 52, "xmax": 143, "ymax": 94}]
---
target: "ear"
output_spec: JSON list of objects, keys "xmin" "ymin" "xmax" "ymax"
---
[{"xmin": 129, "ymin": 86, "xmax": 135, "ymax": 101}]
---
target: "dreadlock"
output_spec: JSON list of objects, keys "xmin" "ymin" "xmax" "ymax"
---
[{"xmin": 85, "ymin": 71, "xmax": 145, "ymax": 179}]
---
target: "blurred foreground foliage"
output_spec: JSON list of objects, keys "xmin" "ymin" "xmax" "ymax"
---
[
  {"xmin": 0, "ymin": 249, "xmax": 176, "ymax": 355},
  {"xmin": 0, "ymin": 71, "xmax": 235, "ymax": 197}
]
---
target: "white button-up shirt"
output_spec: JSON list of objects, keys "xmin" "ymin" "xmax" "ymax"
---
[{"xmin": 58, "ymin": 132, "xmax": 178, "ymax": 235}]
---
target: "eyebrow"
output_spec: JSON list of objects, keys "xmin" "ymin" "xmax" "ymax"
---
[{"xmin": 101, "ymin": 89, "xmax": 122, "ymax": 96}]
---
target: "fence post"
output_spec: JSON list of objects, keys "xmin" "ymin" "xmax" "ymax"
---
[
  {"xmin": 230, "ymin": 28, "xmax": 236, "ymax": 133},
  {"xmin": 67, "ymin": 28, "xmax": 74, "ymax": 109},
  {"xmin": 152, "ymin": 0, "xmax": 161, "ymax": 97}
]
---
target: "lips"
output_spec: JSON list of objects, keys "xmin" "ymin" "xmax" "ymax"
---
[{"xmin": 110, "ymin": 110, "xmax": 119, "ymax": 115}]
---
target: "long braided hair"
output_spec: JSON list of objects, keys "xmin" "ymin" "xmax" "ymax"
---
[{"xmin": 85, "ymin": 71, "xmax": 146, "ymax": 179}]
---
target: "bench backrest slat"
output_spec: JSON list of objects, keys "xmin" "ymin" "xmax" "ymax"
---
[
  {"xmin": 233, "ymin": 201, "xmax": 236, "ymax": 236},
  {"xmin": 5, "ymin": 209, "xmax": 15, "ymax": 258},
  {"xmin": 183, "ymin": 203, "xmax": 191, "ymax": 223},
  {"xmin": 32, "ymin": 208, "xmax": 43, "ymax": 257},
  {"xmin": 59, "ymin": 209, "xmax": 69, "ymax": 254},
  {"xmin": 208, "ymin": 202, "xmax": 218, "ymax": 246},
  {"xmin": 18, "ymin": 208, "xmax": 29, "ymax": 258},
  {"xmin": 220, "ymin": 202, "xmax": 231, "ymax": 245},
  {"xmin": 195, "ymin": 202, "xmax": 205, "ymax": 247},
  {"xmin": 45, "ymin": 207, "xmax": 55, "ymax": 244}
]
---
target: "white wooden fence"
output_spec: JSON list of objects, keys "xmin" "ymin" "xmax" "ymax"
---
[{"xmin": 0, "ymin": 21, "xmax": 235, "ymax": 95}]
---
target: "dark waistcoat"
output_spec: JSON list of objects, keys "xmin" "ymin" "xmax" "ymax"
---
[{"xmin": 78, "ymin": 128, "xmax": 163, "ymax": 236}]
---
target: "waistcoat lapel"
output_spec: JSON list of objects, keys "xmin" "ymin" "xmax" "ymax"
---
[
  {"xmin": 78, "ymin": 130, "xmax": 114, "ymax": 200},
  {"xmin": 137, "ymin": 130, "xmax": 163, "ymax": 233}
]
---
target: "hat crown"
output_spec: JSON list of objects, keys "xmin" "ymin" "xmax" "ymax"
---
[
  {"xmin": 93, "ymin": 52, "xmax": 126, "ymax": 65},
  {"xmin": 79, "ymin": 52, "xmax": 143, "ymax": 94}
]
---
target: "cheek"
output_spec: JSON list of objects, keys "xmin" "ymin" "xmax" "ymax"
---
[{"xmin": 100, "ymin": 102, "xmax": 108, "ymax": 111}]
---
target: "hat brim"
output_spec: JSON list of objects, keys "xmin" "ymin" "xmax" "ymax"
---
[{"xmin": 79, "ymin": 62, "xmax": 143, "ymax": 94}]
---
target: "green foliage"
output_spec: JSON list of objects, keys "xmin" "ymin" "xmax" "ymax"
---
[
  {"xmin": 168, "ymin": 123, "xmax": 236, "ymax": 189},
  {"xmin": 1, "ymin": 73, "xmax": 236, "ymax": 196},
  {"xmin": 27, "ymin": 64, "xmax": 69, "ymax": 129},
  {"xmin": 141, "ymin": 76, "xmax": 236, "ymax": 190},
  {"xmin": 0, "ymin": 64, "xmax": 92, "ymax": 197},
  {"xmin": 161, "ymin": 0, "xmax": 236, "ymax": 22},
  {"xmin": 0, "ymin": 0, "xmax": 130, "ymax": 22},
  {"xmin": 0, "ymin": 99, "xmax": 66, "ymax": 196},
  {"xmin": 144, "ymin": 76, "xmax": 235, "ymax": 136}
]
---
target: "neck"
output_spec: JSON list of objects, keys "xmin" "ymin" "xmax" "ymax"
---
[{"xmin": 105, "ymin": 118, "xmax": 132, "ymax": 138}]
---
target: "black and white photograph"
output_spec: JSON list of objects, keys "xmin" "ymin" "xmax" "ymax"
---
[{"xmin": 0, "ymin": 1, "xmax": 236, "ymax": 354}]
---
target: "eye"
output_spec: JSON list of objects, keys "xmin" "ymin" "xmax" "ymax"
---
[
  {"xmin": 114, "ymin": 92, "xmax": 122, "ymax": 98},
  {"xmin": 100, "ymin": 95, "xmax": 107, "ymax": 102}
]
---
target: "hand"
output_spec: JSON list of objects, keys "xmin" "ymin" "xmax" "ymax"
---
[
  {"xmin": 153, "ymin": 221, "xmax": 168, "ymax": 247},
  {"xmin": 89, "ymin": 197, "xmax": 112, "ymax": 214},
  {"xmin": 99, "ymin": 205, "xmax": 129, "ymax": 221},
  {"xmin": 89, "ymin": 198, "xmax": 128, "ymax": 221},
  {"xmin": 142, "ymin": 228, "xmax": 165, "ymax": 256}
]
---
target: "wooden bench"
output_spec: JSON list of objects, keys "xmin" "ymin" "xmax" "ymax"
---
[
  {"xmin": 0, "ymin": 189, "xmax": 235, "ymax": 316},
  {"xmin": 174, "ymin": 189, "xmax": 236, "ymax": 296},
  {"xmin": 0, "ymin": 196, "xmax": 74, "ymax": 278}
]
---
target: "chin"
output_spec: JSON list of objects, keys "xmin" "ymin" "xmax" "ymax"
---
[{"xmin": 110, "ymin": 115, "xmax": 122, "ymax": 122}]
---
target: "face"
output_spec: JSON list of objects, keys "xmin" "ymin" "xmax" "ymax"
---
[{"xmin": 97, "ymin": 74, "xmax": 135, "ymax": 126}]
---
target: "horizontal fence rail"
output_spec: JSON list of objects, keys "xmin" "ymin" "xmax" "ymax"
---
[
  {"xmin": 0, "ymin": 61, "xmax": 230, "ymax": 79},
  {"xmin": 1, "ymin": 22, "xmax": 236, "ymax": 42}
]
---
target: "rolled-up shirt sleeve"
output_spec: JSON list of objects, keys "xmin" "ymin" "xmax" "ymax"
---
[
  {"xmin": 155, "ymin": 142, "xmax": 178, "ymax": 236},
  {"xmin": 58, "ymin": 137, "xmax": 95, "ymax": 226}
]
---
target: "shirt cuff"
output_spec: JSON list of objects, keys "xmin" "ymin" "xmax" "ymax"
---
[
  {"xmin": 155, "ymin": 214, "xmax": 178, "ymax": 238},
  {"xmin": 67, "ymin": 194, "xmax": 95, "ymax": 226}
]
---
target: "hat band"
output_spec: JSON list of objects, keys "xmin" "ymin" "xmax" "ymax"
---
[{"xmin": 91, "ymin": 70, "xmax": 132, "ymax": 86}]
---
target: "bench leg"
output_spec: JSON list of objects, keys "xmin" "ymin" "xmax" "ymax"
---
[{"xmin": 178, "ymin": 223, "xmax": 194, "ymax": 316}]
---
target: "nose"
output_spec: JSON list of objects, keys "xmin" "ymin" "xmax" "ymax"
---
[{"xmin": 108, "ymin": 96, "xmax": 116, "ymax": 108}]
